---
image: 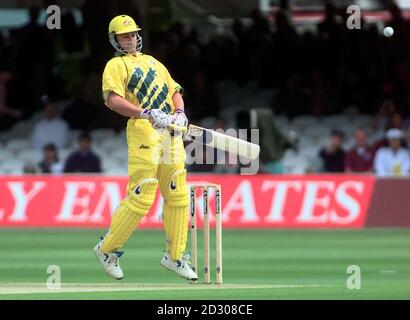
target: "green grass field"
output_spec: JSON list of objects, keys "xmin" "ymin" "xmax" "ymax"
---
[{"xmin": 0, "ymin": 228, "xmax": 409, "ymax": 299}]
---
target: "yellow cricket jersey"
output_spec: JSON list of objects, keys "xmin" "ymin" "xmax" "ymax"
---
[{"xmin": 102, "ymin": 53, "xmax": 182, "ymax": 115}]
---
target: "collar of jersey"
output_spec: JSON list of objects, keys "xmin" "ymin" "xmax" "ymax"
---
[{"xmin": 115, "ymin": 52, "xmax": 142, "ymax": 57}]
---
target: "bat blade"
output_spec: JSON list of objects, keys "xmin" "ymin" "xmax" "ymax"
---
[{"xmin": 183, "ymin": 125, "xmax": 260, "ymax": 160}]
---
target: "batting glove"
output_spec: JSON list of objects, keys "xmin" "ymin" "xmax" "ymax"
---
[
  {"xmin": 171, "ymin": 109, "xmax": 189, "ymax": 136},
  {"xmin": 140, "ymin": 109, "xmax": 172, "ymax": 130}
]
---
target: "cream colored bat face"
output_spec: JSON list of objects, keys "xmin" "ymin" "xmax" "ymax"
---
[{"xmin": 183, "ymin": 125, "xmax": 260, "ymax": 160}]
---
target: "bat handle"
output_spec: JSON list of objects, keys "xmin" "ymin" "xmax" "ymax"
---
[
  {"xmin": 168, "ymin": 123, "xmax": 188, "ymax": 133},
  {"xmin": 141, "ymin": 111, "xmax": 187, "ymax": 133}
]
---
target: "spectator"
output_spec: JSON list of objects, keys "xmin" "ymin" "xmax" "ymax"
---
[
  {"xmin": 23, "ymin": 163, "xmax": 38, "ymax": 174},
  {"xmin": 345, "ymin": 128, "xmax": 375, "ymax": 172},
  {"xmin": 374, "ymin": 128, "xmax": 410, "ymax": 176},
  {"xmin": 271, "ymin": 73, "xmax": 311, "ymax": 118},
  {"xmin": 13, "ymin": 6, "xmax": 53, "ymax": 114},
  {"xmin": 372, "ymin": 100, "xmax": 397, "ymax": 132},
  {"xmin": 38, "ymin": 143, "xmax": 64, "ymax": 174},
  {"xmin": 184, "ymin": 70, "xmax": 221, "ymax": 122},
  {"xmin": 62, "ymin": 83, "xmax": 98, "ymax": 130},
  {"xmin": 319, "ymin": 130, "xmax": 345, "ymax": 172},
  {"xmin": 0, "ymin": 71, "xmax": 22, "ymax": 131},
  {"xmin": 64, "ymin": 133, "xmax": 102, "ymax": 173},
  {"xmin": 404, "ymin": 123, "xmax": 410, "ymax": 148},
  {"xmin": 386, "ymin": 112, "xmax": 404, "ymax": 130},
  {"xmin": 31, "ymin": 96, "xmax": 69, "ymax": 149},
  {"xmin": 60, "ymin": 10, "xmax": 84, "ymax": 53}
]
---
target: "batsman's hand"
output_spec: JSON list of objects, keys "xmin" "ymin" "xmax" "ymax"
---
[
  {"xmin": 140, "ymin": 109, "xmax": 172, "ymax": 130},
  {"xmin": 171, "ymin": 109, "xmax": 188, "ymax": 136}
]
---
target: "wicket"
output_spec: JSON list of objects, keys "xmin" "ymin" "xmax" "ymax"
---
[{"xmin": 189, "ymin": 184, "xmax": 223, "ymax": 284}]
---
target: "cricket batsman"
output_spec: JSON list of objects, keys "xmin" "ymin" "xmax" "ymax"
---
[{"xmin": 94, "ymin": 15, "xmax": 197, "ymax": 281}]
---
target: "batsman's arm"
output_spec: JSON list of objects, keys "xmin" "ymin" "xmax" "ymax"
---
[
  {"xmin": 172, "ymin": 91, "xmax": 184, "ymax": 112},
  {"xmin": 106, "ymin": 92, "xmax": 145, "ymax": 118}
]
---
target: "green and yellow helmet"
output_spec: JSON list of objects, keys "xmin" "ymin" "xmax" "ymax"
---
[{"xmin": 108, "ymin": 15, "xmax": 142, "ymax": 54}]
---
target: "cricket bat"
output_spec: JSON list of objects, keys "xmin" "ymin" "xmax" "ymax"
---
[{"xmin": 169, "ymin": 123, "xmax": 260, "ymax": 160}]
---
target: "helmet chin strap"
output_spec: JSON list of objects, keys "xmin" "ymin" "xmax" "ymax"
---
[
  {"xmin": 120, "ymin": 43, "xmax": 136, "ymax": 55},
  {"xmin": 109, "ymin": 32, "xmax": 143, "ymax": 55}
]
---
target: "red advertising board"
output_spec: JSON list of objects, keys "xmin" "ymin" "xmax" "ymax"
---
[{"xmin": 0, "ymin": 175, "xmax": 375, "ymax": 228}]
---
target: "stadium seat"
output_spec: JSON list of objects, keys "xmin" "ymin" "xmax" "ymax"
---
[
  {"xmin": 58, "ymin": 148, "xmax": 72, "ymax": 161},
  {"xmin": 101, "ymin": 158, "xmax": 122, "ymax": 170},
  {"xmin": 368, "ymin": 130, "xmax": 384, "ymax": 144},
  {"xmin": 0, "ymin": 149, "xmax": 14, "ymax": 162},
  {"xmin": 299, "ymin": 145, "xmax": 320, "ymax": 160},
  {"xmin": 282, "ymin": 149, "xmax": 310, "ymax": 173},
  {"xmin": 273, "ymin": 115, "xmax": 289, "ymax": 129},
  {"xmin": 282, "ymin": 156, "xmax": 309, "ymax": 174},
  {"xmin": 104, "ymin": 166, "xmax": 127, "ymax": 175},
  {"xmin": 90, "ymin": 128, "xmax": 116, "ymax": 143},
  {"xmin": 7, "ymin": 121, "xmax": 34, "ymax": 139},
  {"xmin": 0, "ymin": 160, "xmax": 25, "ymax": 175},
  {"xmin": 106, "ymin": 147, "xmax": 128, "ymax": 161},
  {"xmin": 292, "ymin": 115, "xmax": 320, "ymax": 129},
  {"xmin": 30, "ymin": 111, "xmax": 43, "ymax": 122},
  {"xmin": 343, "ymin": 138, "xmax": 355, "ymax": 150},
  {"xmin": 321, "ymin": 115, "xmax": 350, "ymax": 127},
  {"xmin": 0, "ymin": 111, "xmax": 377, "ymax": 177},
  {"xmin": 98, "ymin": 137, "xmax": 125, "ymax": 151},
  {"xmin": 18, "ymin": 149, "xmax": 42, "ymax": 162},
  {"xmin": 298, "ymin": 134, "xmax": 315, "ymax": 146},
  {"xmin": 352, "ymin": 115, "xmax": 372, "ymax": 128},
  {"xmin": 303, "ymin": 126, "xmax": 331, "ymax": 139},
  {"xmin": 6, "ymin": 138, "xmax": 31, "ymax": 153},
  {"xmin": 68, "ymin": 130, "xmax": 82, "ymax": 147}
]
